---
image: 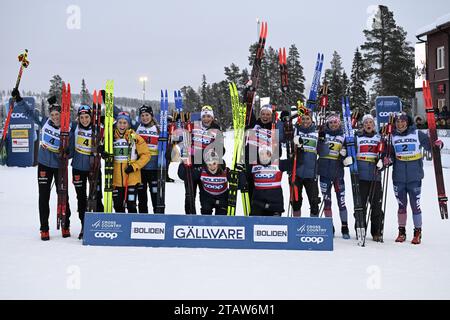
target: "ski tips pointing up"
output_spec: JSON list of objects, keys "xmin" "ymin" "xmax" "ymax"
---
[{"xmin": 259, "ymin": 21, "xmax": 268, "ymax": 39}]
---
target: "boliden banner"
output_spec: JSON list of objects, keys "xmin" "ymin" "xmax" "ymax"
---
[{"xmin": 83, "ymin": 213, "xmax": 334, "ymax": 251}]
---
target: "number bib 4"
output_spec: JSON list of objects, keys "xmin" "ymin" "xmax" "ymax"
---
[
  {"xmin": 75, "ymin": 127, "xmax": 93, "ymax": 155},
  {"xmin": 114, "ymin": 138, "xmax": 137, "ymax": 162},
  {"xmin": 392, "ymin": 131, "xmax": 422, "ymax": 161},
  {"xmin": 40, "ymin": 120, "xmax": 61, "ymax": 153}
]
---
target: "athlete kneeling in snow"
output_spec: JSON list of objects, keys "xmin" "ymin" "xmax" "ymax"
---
[
  {"xmin": 69, "ymin": 105, "xmax": 104, "ymax": 239},
  {"xmin": 387, "ymin": 112, "xmax": 442, "ymax": 244},
  {"xmin": 111, "ymin": 112, "xmax": 150, "ymax": 213},
  {"xmin": 250, "ymin": 148, "xmax": 292, "ymax": 216},
  {"xmin": 178, "ymin": 150, "xmax": 229, "ymax": 215}
]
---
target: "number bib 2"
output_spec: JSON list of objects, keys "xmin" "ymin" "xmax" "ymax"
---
[{"xmin": 392, "ymin": 131, "xmax": 422, "ymax": 161}]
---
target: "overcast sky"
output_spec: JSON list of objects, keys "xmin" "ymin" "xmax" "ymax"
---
[{"xmin": 1, "ymin": 0, "xmax": 449, "ymax": 101}]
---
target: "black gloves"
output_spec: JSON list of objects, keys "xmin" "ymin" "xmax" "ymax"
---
[
  {"xmin": 318, "ymin": 129, "xmax": 326, "ymax": 142},
  {"xmin": 280, "ymin": 110, "xmax": 290, "ymax": 122},
  {"xmin": 12, "ymin": 88, "xmax": 22, "ymax": 102},
  {"xmin": 125, "ymin": 165, "xmax": 134, "ymax": 174}
]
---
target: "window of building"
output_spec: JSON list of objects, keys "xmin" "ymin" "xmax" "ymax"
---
[{"xmin": 437, "ymin": 46, "xmax": 445, "ymax": 70}]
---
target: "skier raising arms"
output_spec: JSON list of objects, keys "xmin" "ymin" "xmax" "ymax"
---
[
  {"xmin": 178, "ymin": 150, "xmax": 229, "ymax": 215},
  {"xmin": 387, "ymin": 112, "xmax": 443, "ymax": 244},
  {"xmin": 111, "ymin": 112, "xmax": 150, "ymax": 213},
  {"xmin": 69, "ymin": 104, "xmax": 104, "ymax": 239},
  {"xmin": 36, "ymin": 96, "xmax": 72, "ymax": 240},
  {"xmin": 355, "ymin": 114, "xmax": 383, "ymax": 242},
  {"xmin": 135, "ymin": 105, "xmax": 161, "ymax": 213},
  {"xmin": 180, "ymin": 105, "xmax": 224, "ymax": 214},
  {"xmin": 318, "ymin": 113, "xmax": 350, "ymax": 239},
  {"xmin": 245, "ymin": 104, "xmax": 284, "ymax": 203},
  {"xmin": 291, "ymin": 109, "xmax": 328, "ymax": 217}
]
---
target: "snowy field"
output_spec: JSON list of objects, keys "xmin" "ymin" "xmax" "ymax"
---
[{"xmin": 1, "ymin": 131, "xmax": 449, "ymax": 299}]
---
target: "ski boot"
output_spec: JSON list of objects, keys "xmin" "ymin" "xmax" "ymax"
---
[
  {"xmin": 341, "ymin": 224, "xmax": 350, "ymax": 240},
  {"xmin": 78, "ymin": 229, "xmax": 84, "ymax": 240},
  {"xmin": 166, "ymin": 176, "xmax": 175, "ymax": 183},
  {"xmin": 372, "ymin": 234, "xmax": 383, "ymax": 242},
  {"xmin": 411, "ymin": 228, "xmax": 422, "ymax": 245},
  {"xmin": 395, "ymin": 227, "xmax": 406, "ymax": 243},
  {"xmin": 62, "ymin": 228, "xmax": 71, "ymax": 238},
  {"xmin": 40, "ymin": 231, "xmax": 50, "ymax": 241}
]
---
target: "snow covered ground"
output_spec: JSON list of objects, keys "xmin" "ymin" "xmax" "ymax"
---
[{"xmin": 1, "ymin": 131, "xmax": 450, "ymax": 299}]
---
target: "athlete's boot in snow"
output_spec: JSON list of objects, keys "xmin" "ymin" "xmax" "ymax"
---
[
  {"xmin": 395, "ymin": 227, "xmax": 407, "ymax": 243},
  {"xmin": 40, "ymin": 231, "xmax": 50, "ymax": 241},
  {"xmin": 411, "ymin": 228, "xmax": 422, "ymax": 245}
]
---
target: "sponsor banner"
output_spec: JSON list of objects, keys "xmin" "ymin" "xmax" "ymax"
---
[
  {"xmin": 9, "ymin": 124, "xmax": 32, "ymax": 129},
  {"xmin": 11, "ymin": 130, "xmax": 29, "ymax": 138},
  {"xmin": 12, "ymin": 148, "xmax": 29, "ymax": 153},
  {"xmin": 375, "ymin": 96, "xmax": 402, "ymax": 131},
  {"xmin": 12, "ymin": 138, "xmax": 29, "ymax": 147},
  {"xmin": 83, "ymin": 213, "xmax": 333, "ymax": 251},
  {"xmin": 253, "ymin": 225, "xmax": 288, "ymax": 243},
  {"xmin": 131, "ymin": 222, "xmax": 165, "ymax": 240}
]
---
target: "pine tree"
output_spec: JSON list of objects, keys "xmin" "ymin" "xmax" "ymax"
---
[
  {"xmin": 80, "ymin": 78, "xmax": 91, "ymax": 105},
  {"xmin": 361, "ymin": 5, "xmax": 415, "ymax": 107},
  {"xmin": 200, "ymin": 74, "xmax": 208, "ymax": 106},
  {"xmin": 385, "ymin": 26, "xmax": 415, "ymax": 110},
  {"xmin": 224, "ymin": 63, "xmax": 242, "ymax": 88},
  {"xmin": 327, "ymin": 51, "xmax": 345, "ymax": 113},
  {"xmin": 286, "ymin": 44, "xmax": 305, "ymax": 106},
  {"xmin": 180, "ymin": 86, "xmax": 201, "ymax": 112},
  {"xmin": 48, "ymin": 75, "xmax": 63, "ymax": 104},
  {"xmin": 350, "ymin": 48, "xmax": 368, "ymax": 113}
]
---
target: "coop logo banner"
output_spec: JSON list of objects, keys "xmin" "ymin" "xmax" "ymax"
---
[
  {"xmin": 296, "ymin": 223, "xmax": 329, "ymax": 246},
  {"xmin": 375, "ymin": 96, "xmax": 402, "ymax": 131},
  {"xmin": 253, "ymin": 225, "xmax": 288, "ymax": 243},
  {"xmin": 131, "ymin": 222, "xmax": 165, "ymax": 240},
  {"xmin": 173, "ymin": 226, "xmax": 245, "ymax": 241}
]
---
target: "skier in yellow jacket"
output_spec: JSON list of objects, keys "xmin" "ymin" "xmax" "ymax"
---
[{"xmin": 112, "ymin": 111, "xmax": 151, "ymax": 213}]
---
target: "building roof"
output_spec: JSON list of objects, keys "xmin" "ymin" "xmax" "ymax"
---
[{"xmin": 416, "ymin": 13, "xmax": 450, "ymax": 37}]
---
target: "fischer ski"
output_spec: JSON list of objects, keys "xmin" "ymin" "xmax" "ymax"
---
[
  {"xmin": 57, "ymin": 82, "xmax": 71, "ymax": 230},
  {"xmin": 307, "ymin": 53, "xmax": 324, "ymax": 116},
  {"xmin": 245, "ymin": 21, "xmax": 268, "ymax": 125},
  {"xmin": 104, "ymin": 80, "xmax": 114, "ymax": 213},
  {"xmin": 155, "ymin": 90, "xmax": 169, "ymax": 213},
  {"xmin": 227, "ymin": 82, "xmax": 250, "ymax": 216},
  {"xmin": 342, "ymin": 96, "xmax": 366, "ymax": 246},
  {"xmin": 87, "ymin": 90, "xmax": 103, "ymax": 212},
  {"xmin": 423, "ymin": 80, "xmax": 448, "ymax": 219}
]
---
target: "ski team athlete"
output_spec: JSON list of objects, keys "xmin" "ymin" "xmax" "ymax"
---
[
  {"xmin": 292, "ymin": 109, "xmax": 328, "ymax": 217},
  {"xmin": 178, "ymin": 150, "xmax": 229, "ymax": 215},
  {"xmin": 249, "ymin": 147, "xmax": 291, "ymax": 216},
  {"xmin": 36, "ymin": 95, "xmax": 72, "ymax": 241},
  {"xmin": 245, "ymin": 104, "xmax": 285, "ymax": 204},
  {"xmin": 318, "ymin": 113, "xmax": 350, "ymax": 239},
  {"xmin": 135, "ymin": 105, "xmax": 161, "ymax": 213},
  {"xmin": 355, "ymin": 114, "xmax": 383, "ymax": 242},
  {"xmin": 69, "ymin": 104, "xmax": 104, "ymax": 239},
  {"xmin": 111, "ymin": 111, "xmax": 151, "ymax": 213},
  {"xmin": 179, "ymin": 105, "xmax": 224, "ymax": 214},
  {"xmin": 388, "ymin": 112, "xmax": 443, "ymax": 244}
]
